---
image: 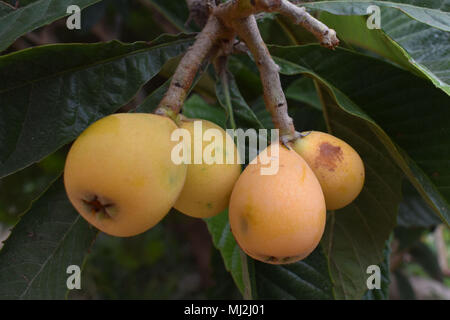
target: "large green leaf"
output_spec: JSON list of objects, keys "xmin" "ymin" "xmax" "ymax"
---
[
  {"xmin": 0, "ymin": 177, "xmax": 98, "ymax": 299},
  {"xmin": 304, "ymin": 1, "xmax": 450, "ymax": 31},
  {"xmin": 258, "ymin": 0, "xmax": 450, "ymax": 95},
  {"xmin": 316, "ymin": 82, "xmax": 403, "ymax": 299},
  {"xmin": 319, "ymin": 8, "xmax": 450, "ymax": 95},
  {"xmin": 0, "ymin": 0, "xmax": 102, "ymax": 52},
  {"xmin": 398, "ymin": 180, "xmax": 442, "ymax": 228},
  {"xmin": 205, "ymin": 210, "xmax": 247, "ymax": 296},
  {"xmin": 0, "ymin": 148, "xmax": 65, "ymax": 224},
  {"xmin": 286, "ymin": 77, "xmax": 322, "ymax": 111},
  {"xmin": 182, "ymin": 94, "xmax": 227, "ymax": 128},
  {"xmin": 286, "ymin": 81, "xmax": 442, "ymax": 231},
  {"xmin": 228, "ymin": 55, "xmax": 263, "ymax": 103},
  {"xmin": 270, "ymin": 44, "xmax": 450, "ymax": 227},
  {"xmin": 134, "ymin": 78, "xmax": 172, "ymax": 114},
  {"xmin": 257, "ymin": 13, "xmax": 318, "ymax": 46},
  {"xmin": 254, "ymin": 246, "xmax": 334, "ymax": 299},
  {"xmin": 0, "ymin": 34, "xmax": 194, "ymax": 178},
  {"xmin": 215, "ymin": 71, "xmax": 265, "ymax": 130},
  {"xmin": 271, "ymin": 43, "xmax": 450, "ymax": 296}
]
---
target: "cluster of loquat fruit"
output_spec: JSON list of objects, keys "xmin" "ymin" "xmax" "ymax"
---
[{"xmin": 64, "ymin": 112, "xmax": 364, "ymax": 265}]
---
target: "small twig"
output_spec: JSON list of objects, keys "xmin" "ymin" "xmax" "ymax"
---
[
  {"xmin": 154, "ymin": 0, "xmax": 339, "ymax": 136},
  {"xmin": 277, "ymin": 0, "xmax": 338, "ymax": 49},
  {"xmin": 232, "ymin": 15, "xmax": 296, "ymax": 141},
  {"xmin": 214, "ymin": 0, "xmax": 339, "ymax": 49},
  {"xmin": 155, "ymin": 16, "xmax": 229, "ymax": 116}
]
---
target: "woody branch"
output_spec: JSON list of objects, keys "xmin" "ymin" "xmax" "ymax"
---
[{"xmin": 156, "ymin": 0, "xmax": 339, "ymax": 140}]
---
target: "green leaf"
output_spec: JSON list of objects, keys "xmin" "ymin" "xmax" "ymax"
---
[
  {"xmin": 186, "ymin": 94, "xmax": 334, "ymax": 299},
  {"xmin": 145, "ymin": 0, "xmax": 195, "ymax": 32},
  {"xmin": 398, "ymin": 180, "xmax": 442, "ymax": 228},
  {"xmin": 315, "ymin": 82, "xmax": 403, "ymax": 299},
  {"xmin": 205, "ymin": 210, "xmax": 247, "ymax": 296},
  {"xmin": 251, "ymin": 96, "xmax": 274, "ymax": 129},
  {"xmin": 228, "ymin": 55, "xmax": 263, "ymax": 103},
  {"xmin": 215, "ymin": 72, "xmax": 264, "ymax": 130},
  {"xmin": 134, "ymin": 78, "xmax": 172, "ymax": 114},
  {"xmin": 286, "ymin": 77, "xmax": 322, "ymax": 110},
  {"xmin": 304, "ymin": 1, "xmax": 450, "ymax": 31},
  {"xmin": 0, "ymin": 0, "xmax": 102, "ymax": 52},
  {"xmin": 319, "ymin": 9, "xmax": 450, "ymax": 95},
  {"xmin": 255, "ymin": 246, "xmax": 334, "ymax": 299},
  {"xmin": 271, "ymin": 44, "xmax": 450, "ymax": 227},
  {"xmin": 0, "ymin": 34, "xmax": 194, "ymax": 178},
  {"xmin": 0, "ymin": 2, "xmax": 14, "ymax": 15},
  {"xmin": 0, "ymin": 177, "xmax": 98, "ymax": 299},
  {"xmin": 271, "ymin": 44, "xmax": 450, "ymax": 295},
  {"xmin": 205, "ymin": 210, "xmax": 334, "ymax": 299},
  {"xmin": 0, "ymin": 148, "xmax": 65, "ymax": 223},
  {"xmin": 182, "ymin": 94, "xmax": 227, "ymax": 128}
]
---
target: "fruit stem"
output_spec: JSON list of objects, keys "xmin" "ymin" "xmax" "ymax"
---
[
  {"xmin": 231, "ymin": 15, "xmax": 297, "ymax": 141},
  {"xmin": 155, "ymin": 15, "xmax": 229, "ymax": 116}
]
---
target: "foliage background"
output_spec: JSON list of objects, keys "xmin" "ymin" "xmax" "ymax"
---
[{"xmin": 0, "ymin": 0, "xmax": 449, "ymax": 299}]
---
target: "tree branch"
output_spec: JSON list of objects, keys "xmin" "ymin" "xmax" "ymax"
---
[
  {"xmin": 277, "ymin": 0, "xmax": 338, "ymax": 49},
  {"xmin": 155, "ymin": 16, "xmax": 229, "ymax": 116},
  {"xmin": 214, "ymin": 0, "xmax": 339, "ymax": 49},
  {"xmin": 155, "ymin": 0, "xmax": 338, "ymax": 139},
  {"xmin": 232, "ymin": 15, "xmax": 296, "ymax": 140}
]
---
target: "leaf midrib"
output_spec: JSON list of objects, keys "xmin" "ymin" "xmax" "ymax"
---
[{"xmin": 0, "ymin": 38, "xmax": 193, "ymax": 95}]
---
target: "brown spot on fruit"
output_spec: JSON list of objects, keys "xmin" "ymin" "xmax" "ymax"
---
[{"xmin": 314, "ymin": 142, "xmax": 343, "ymax": 171}]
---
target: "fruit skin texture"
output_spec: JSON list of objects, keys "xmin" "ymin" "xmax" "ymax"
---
[
  {"xmin": 64, "ymin": 113, "xmax": 187, "ymax": 237},
  {"xmin": 292, "ymin": 131, "xmax": 365, "ymax": 210},
  {"xmin": 174, "ymin": 119, "xmax": 241, "ymax": 218},
  {"xmin": 229, "ymin": 144, "xmax": 326, "ymax": 264}
]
